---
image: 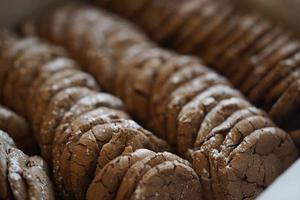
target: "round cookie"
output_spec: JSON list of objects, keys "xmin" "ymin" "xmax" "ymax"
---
[
  {"xmin": 177, "ymin": 2, "xmax": 234, "ymax": 54},
  {"xmin": 177, "ymin": 85, "xmax": 242, "ymax": 155},
  {"xmin": 137, "ymin": 0, "xmax": 185, "ymax": 33},
  {"xmin": 115, "ymin": 151, "xmax": 191, "ymax": 200},
  {"xmin": 96, "ymin": 119, "xmax": 169, "ymax": 170},
  {"xmin": 212, "ymin": 127, "xmax": 297, "ymax": 200},
  {"xmin": 130, "ymin": 160, "xmax": 202, "ymax": 200},
  {"xmin": 38, "ymin": 87, "xmax": 94, "ymax": 161},
  {"xmin": 194, "ymin": 97, "xmax": 251, "ymax": 148},
  {"xmin": 208, "ymin": 14, "xmax": 260, "ymax": 68},
  {"xmin": 239, "ymin": 34, "xmax": 293, "ymax": 94},
  {"xmin": 150, "ymin": 64, "xmax": 209, "ymax": 137},
  {"xmin": 3, "ymin": 42, "xmax": 65, "ymax": 115},
  {"xmin": 245, "ymin": 41, "xmax": 300, "ymax": 99},
  {"xmin": 31, "ymin": 68, "xmax": 99, "ymax": 134},
  {"xmin": 165, "ymin": 73, "xmax": 229, "ymax": 146},
  {"xmin": 269, "ymin": 79, "xmax": 300, "ymax": 125},
  {"xmin": 52, "ymin": 108, "xmax": 129, "ymax": 199},
  {"xmin": 220, "ymin": 19, "xmax": 272, "ymax": 76},
  {"xmin": 86, "ymin": 149, "xmax": 155, "ymax": 200},
  {"xmin": 26, "ymin": 57, "xmax": 79, "ymax": 119},
  {"xmin": 229, "ymin": 27, "xmax": 285, "ymax": 85},
  {"xmin": 171, "ymin": 0, "xmax": 215, "ymax": 51},
  {"xmin": 124, "ymin": 49, "xmax": 172, "ymax": 122},
  {"xmin": 249, "ymin": 52, "xmax": 300, "ymax": 105},
  {"xmin": 151, "ymin": 0, "xmax": 204, "ymax": 43},
  {"xmin": 265, "ymin": 68, "xmax": 300, "ymax": 106}
]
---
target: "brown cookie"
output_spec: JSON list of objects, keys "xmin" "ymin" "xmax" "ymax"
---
[
  {"xmin": 150, "ymin": 55, "xmax": 201, "ymax": 116},
  {"xmin": 0, "ymin": 37, "xmax": 39, "ymax": 100},
  {"xmin": 239, "ymin": 34, "xmax": 294, "ymax": 94},
  {"xmin": 152, "ymin": 0, "xmax": 206, "ymax": 43},
  {"xmin": 220, "ymin": 115, "xmax": 275, "ymax": 157},
  {"xmin": 53, "ymin": 108, "xmax": 129, "ymax": 199},
  {"xmin": 206, "ymin": 14, "xmax": 260, "ymax": 67},
  {"xmin": 116, "ymin": 151, "xmax": 191, "ymax": 200},
  {"xmin": 114, "ymin": 47, "xmax": 164, "ymax": 99},
  {"xmin": 177, "ymin": 2, "xmax": 234, "ymax": 54},
  {"xmin": 137, "ymin": 0, "xmax": 185, "ymax": 33},
  {"xmin": 249, "ymin": 52, "xmax": 300, "ymax": 105},
  {"xmin": 245, "ymin": 42, "xmax": 300, "ymax": 98},
  {"xmin": 269, "ymin": 79, "xmax": 300, "ymax": 125},
  {"xmin": 195, "ymin": 97, "xmax": 251, "ymax": 148},
  {"xmin": 66, "ymin": 122, "xmax": 126, "ymax": 200},
  {"xmin": 212, "ymin": 127, "xmax": 297, "ymax": 200},
  {"xmin": 220, "ymin": 19, "xmax": 272, "ymax": 76},
  {"xmin": 3, "ymin": 42, "xmax": 65, "ymax": 116},
  {"xmin": 265, "ymin": 68, "xmax": 300, "ymax": 106},
  {"xmin": 31, "ymin": 68, "xmax": 99, "ymax": 134},
  {"xmin": 38, "ymin": 87, "xmax": 94, "ymax": 161},
  {"xmin": 170, "ymin": 0, "xmax": 215, "ymax": 51},
  {"xmin": 26, "ymin": 57, "xmax": 79, "ymax": 119},
  {"xmin": 124, "ymin": 49, "xmax": 172, "ymax": 122},
  {"xmin": 165, "ymin": 73, "xmax": 229, "ymax": 146},
  {"xmin": 150, "ymin": 64, "xmax": 210, "ymax": 137},
  {"xmin": 177, "ymin": 85, "xmax": 242, "ymax": 155},
  {"xmin": 130, "ymin": 160, "xmax": 202, "ymax": 200},
  {"xmin": 97, "ymin": 119, "xmax": 169, "ymax": 170},
  {"xmin": 229, "ymin": 27, "xmax": 285, "ymax": 86},
  {"xmin": 86, "ymin": 149, "xmax": 155, "ymax": 200}
]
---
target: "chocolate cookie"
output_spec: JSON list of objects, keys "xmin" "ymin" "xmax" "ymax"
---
[
  {"xmin": 38, "ymin": 87, "xmax": 94, "ymax": 160},
  {"xmin": 249, "ymin": 52, "xmax": 300, "ymax": 105},
  {"xmin": 177, "ymin": 2, "xmax": 234, "ymax": 54},
  {"xmin": 115, "ymin": 151, "xmax": 192, "ymax": 200},
  {"xmin": 265, "ymin": 68, "xmax": 300, "ymax": 106},
  {"xmin": 26, "ymin": 57, "xmax": 79, "ymax": 120},
  {"xmin": 164, "ymin": 73, "xmax": 229, "ymax": 145},
  {"xmin": 97, "ymin": 119, "xmax": 169, "ymax": 169},
  {"xmin": 269, "ymin": 79, "xmax": 300, "ymax": 125},
  {"xmin": 3, "ymin": 42, "xmax": 65, "ymax": 115},
  {"xmin": 150, "ymin": 64, "xmax": 210, "ymax": 137},
  {"xmin": 86, "ymin": 149, "xmax": 155, "ymax": 200},
  {"xmin": 194, "ymin": 97, "xmax": 251, "ymax": 148},
  {"xmin": 239, "ymin": 35, "xmax": 294, "ymax": 94},
  {"xmin": 130, "ymin": 160, "xmax": 202, "ymax": 200},
  {"xmin": 52, "ymin": 108, "xmax": 129, "ymax": 199},
  {"xmin": 151, "ymin": 0, "xmax": 203, "ymax": 43},
  {"xmin": 177, "ymin": 85, "xmax": 242, "ymax": 155},
  {"xmin": 31, "ymin": 68, "xmax": 99, "ymax": 134}
]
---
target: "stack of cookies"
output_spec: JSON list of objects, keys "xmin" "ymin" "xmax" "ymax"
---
[
  {"xmin": 0, "ymin": 110, "xmax": 54, "ymax": 199},
  {"xmin": 23, "ymin": 3, "xmax": 298, "ymax": 200},
  {"xmin": 94, "ymin": 0, "xmax": 300, "ymax": 137},
  {"xmin": 0, "ymin": 30, "xmax": 202, "ymax": 200}
]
